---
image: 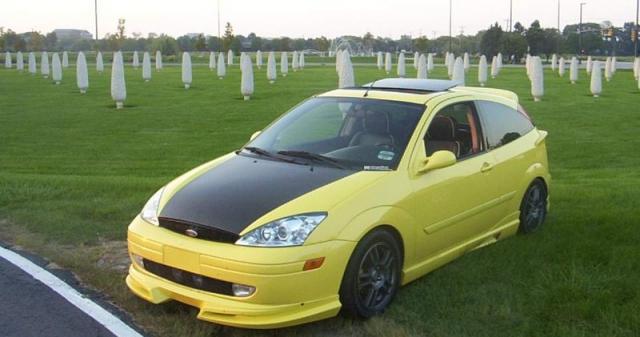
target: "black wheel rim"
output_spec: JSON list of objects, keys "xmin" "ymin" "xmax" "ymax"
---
[
  {"xmin": 356, "ymin": 242, "xmax": 397, "ymax": 311},
  {"xmin": 522, "ymin": 184, "xmax": 546, "ymax": 231}
]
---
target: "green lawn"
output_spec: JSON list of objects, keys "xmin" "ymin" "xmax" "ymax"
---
[{"xmin": 1, "ymin": 60, "xmax": 639, "ymax": 337}]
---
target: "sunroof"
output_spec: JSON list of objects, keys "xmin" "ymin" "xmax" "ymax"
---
[{"xmin": 360, "ymin": 78, "xmax": 459, "ymax": 93}]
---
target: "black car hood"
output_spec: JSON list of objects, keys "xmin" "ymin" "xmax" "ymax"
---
[{"xmin": 158, "ymin": 154, "xmax": 354, "ymax": 235}]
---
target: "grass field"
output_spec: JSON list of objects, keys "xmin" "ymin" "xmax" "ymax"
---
[{"xmin": 1, "ymin": 59, "xmax": 639, "ymax": 337}]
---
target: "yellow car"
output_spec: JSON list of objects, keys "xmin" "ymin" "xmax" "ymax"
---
[{"xmin": 126, "ymin": 79, "xmax": 550, "ymax": 329}]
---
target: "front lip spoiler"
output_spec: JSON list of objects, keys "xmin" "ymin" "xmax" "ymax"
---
[{"xmin": 126, "ymin": 264, "xmax": 342, "ymax": 329}]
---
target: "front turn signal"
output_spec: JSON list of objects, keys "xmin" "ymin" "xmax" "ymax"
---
[{"xmin": 303, "ymin": 257, "xmax": 325, "ymax": 271}]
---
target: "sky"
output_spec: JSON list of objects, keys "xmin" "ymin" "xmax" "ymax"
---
[{"xmin": 1, "ymin": 0, "xmax": 636, "ymax": 39}]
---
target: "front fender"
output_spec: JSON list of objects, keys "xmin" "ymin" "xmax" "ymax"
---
[{"xmin": 335, "ymin": 206, "xmax": 417, "ymax": 270}]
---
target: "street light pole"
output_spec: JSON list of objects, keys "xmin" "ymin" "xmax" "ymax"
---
[
  {"xmin": 94, "ymin": 0, "xmax": 98, "ymax": 41},
  {"xmin": 509, "ymin": 0, "xmax": 513, "ymax": 32},
  {"xmin": 556, "ymin": 0, "xmax": 561, "ymax": 53},
  {"xmin": 635, "ymin": 0, "xmax": 639, "ymax": 57},
  {"xmin": 557, "ymin": 0, "xmax": 561, "ymax": 33},
  {"xmin": 449, "ymin": 0, "xmax": 453, "ymax": 53},
  {"xmin": 579, "ymin": 2, "xmax": 586, "ymax": 57},
  {"xmin": 217, "ymin": 0, "xmax": 221, "ymax": 39}
]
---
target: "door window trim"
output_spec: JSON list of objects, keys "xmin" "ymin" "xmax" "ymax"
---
[{"xmin": 421, "ymin": 100, "xmax": 488, "ymax": 162}]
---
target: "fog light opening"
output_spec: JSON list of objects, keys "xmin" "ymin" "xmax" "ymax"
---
[
  {"xmin": 232, "ymin": 284, "xmax": 256, "ymax": 297},
  {"xmin": 131, "ymin": 254, "xmax": 145, "ymax": 269},
  {"xmin": 303, "ymin": 257, "xmax": 325, "ymax": 271}
]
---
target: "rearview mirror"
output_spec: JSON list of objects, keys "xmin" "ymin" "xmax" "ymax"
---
[
  {"xmin": 419, "ymin": 150, "xmax": 457, "ymax": 173},
  {"xmin": 250, "ymin": 131, "xmax": 261, "ymax": 141}
]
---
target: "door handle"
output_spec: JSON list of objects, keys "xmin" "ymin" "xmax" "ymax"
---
[{"xmin": 480, "ymin": 162, "xmax": 494, "ymax": 172}]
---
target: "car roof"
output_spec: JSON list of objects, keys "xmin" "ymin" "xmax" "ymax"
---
[{"xmin": 319, "ymin": 78, "xmax": 518, "ymax": 105}]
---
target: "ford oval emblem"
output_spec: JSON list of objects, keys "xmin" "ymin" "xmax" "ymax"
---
[{"xmin": 185, "ymin": 229, "xmax": 198, "ymax": 238}]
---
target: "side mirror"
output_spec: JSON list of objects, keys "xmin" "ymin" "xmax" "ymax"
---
[
  {"xmin": 249, "ymin": 131, "xmax": 261, "ymax": 141},
  {"xmin": 418, "ymin": 150, "xmax": 457, "ymax": 173}
]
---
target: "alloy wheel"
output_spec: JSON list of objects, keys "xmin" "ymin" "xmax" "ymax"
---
[
  {"xmin": 356, "ymin": 242, "xmax": 398, "ymax": 311},
  {"xmin": 520, "ymin": 181, "xmax": 547, "ymax": 233}
]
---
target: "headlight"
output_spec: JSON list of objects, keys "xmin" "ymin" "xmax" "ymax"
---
[
  {"xmin": 235, "ymin": 213, "xmax": 327, "ymax": 247},
  {"xmin": 140, "ymin": 187, "xmax": 165, "ymax": 226}
]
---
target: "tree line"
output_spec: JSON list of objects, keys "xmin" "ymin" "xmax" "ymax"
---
[{"xmin": 1, "ymin": 20, "xmax": 637, "ymax": 57}]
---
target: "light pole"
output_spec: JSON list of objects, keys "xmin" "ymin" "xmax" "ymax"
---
[
  {"xmin": 579, "ymin": 2, "xmax": 586, "ymax": 57},
  {"xmin": 217, "ymin": 0, "xmax": 221, "ymax": 39},
  {"xmin": 449, "ymin": 0, "xmax": 453, "ymax": 53},
  {"xmin": 557, "ymin": 0, "xmax": 561, "ymax": 33},
  {"xmin": 509, "ymin": 0, "xmax": 513, "ymax": 32},
  {"xmin": 635, "ymin": 0, "xmax": 639, "ymax": 57},
  {"xmin": 557, "ymin": 0, "xmax": 561, "ymax": 54},
  {"xmin": 94, "ymin": 0, "xmax": 98, "ymax": 41}
]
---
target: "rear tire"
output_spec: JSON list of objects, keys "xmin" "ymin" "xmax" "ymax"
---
[
  {"xmin": 339, "ymin": 229, "xmax": 402, "ymax": 318},
  {"xmin": 518, "ymin": 179, "xmax": 548, "ymax": 234}
]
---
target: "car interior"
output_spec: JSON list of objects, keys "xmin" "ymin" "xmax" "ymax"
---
[
  {"xmin": 259, "ymin": 99, "xmax": 425, "ymax": 169},
  {"xmin": 348, "ymin": 109, "xmax": 394, "ymax": 147}
]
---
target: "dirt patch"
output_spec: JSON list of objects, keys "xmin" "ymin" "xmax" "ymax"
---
[{"xmin": 95, "ymin": 240, "xmax": 130, "ymax": 273}]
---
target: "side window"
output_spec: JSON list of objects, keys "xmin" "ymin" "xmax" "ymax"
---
[
  {"xmin": 425, "ymin": 102, "xmax": 484, "ymax": 159},
  {"xmin": 476, "ymin": 101, "xmax": 534, "ymax": 150}
]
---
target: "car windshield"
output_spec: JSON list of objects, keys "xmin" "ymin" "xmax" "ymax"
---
[{"xmin": 245, "ymin": 97, "xmax": 425, "ymax": 171}]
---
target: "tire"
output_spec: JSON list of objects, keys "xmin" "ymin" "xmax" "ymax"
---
[
  {"xmin": 518, "ymin": 179, "xmax": 548, "ymax": 234},
  {"xmin": 339, "ymin": 228, "xmax": 402, "ymax": 318}
]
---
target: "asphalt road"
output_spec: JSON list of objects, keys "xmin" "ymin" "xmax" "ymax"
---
[{"xmin": 0, "ymin": 256, "xmax": 119, "ymax": 337}]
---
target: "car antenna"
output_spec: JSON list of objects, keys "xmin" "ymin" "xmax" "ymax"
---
[{"xmin": 363, "ymin": 80, "xmax": 377, "ymax": 98}]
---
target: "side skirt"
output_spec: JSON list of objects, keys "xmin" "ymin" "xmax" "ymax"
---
[{"xmin": 401, "ymin": 213, "xmax": 520, "ymax": 286}]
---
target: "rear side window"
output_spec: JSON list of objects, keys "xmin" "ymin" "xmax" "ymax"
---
[{"xmin": 476, "ymin": 100, "xmax": 534, "ymax": 150}]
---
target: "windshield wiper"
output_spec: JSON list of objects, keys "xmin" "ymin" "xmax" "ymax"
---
[
  {"xmin": 241, "ymin": 147, "xmax": 299, "ymax": 164},
  {"xmin": 243, "ymin": 146, "xmax": 273, "ymax": 157},
  {"xmin": 277, "ymin": 150, "xmax": 351, "ymax": 170}
]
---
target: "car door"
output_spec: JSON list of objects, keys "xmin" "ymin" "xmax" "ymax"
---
[
  {"xmin": 475, "ymin": 100, "xmax": 537, "ymax": 219},
  {"xmin": 408, "ymin": 99, "xmax": 506, "ymax": 262}
]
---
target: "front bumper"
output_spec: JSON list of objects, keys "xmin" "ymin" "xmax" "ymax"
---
[{"xmin": 126, "ymin": 216, "xmax": 355, "ymax": 328}]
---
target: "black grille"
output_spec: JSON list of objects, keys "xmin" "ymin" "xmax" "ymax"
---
[
  {"xmin": 158, "ymin": 218, "xmax": 240, "ymax": 243},
  {"xmin": 143, "ymin": 259, "xmax": 234, "ymax": 296}
]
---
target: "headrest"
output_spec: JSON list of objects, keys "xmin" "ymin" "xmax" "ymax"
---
[
  {"xmin": 363, "ymin": 110, "xmax": 389, "ymax": 134},
  {"xmin": 428, "ymin": 116, "xmax": 456, "ymax": 141}
]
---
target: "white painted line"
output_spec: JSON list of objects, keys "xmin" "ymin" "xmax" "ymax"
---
[{"xmin": 0, "ymin": 245, "xmax": 144, "ymax": 337}]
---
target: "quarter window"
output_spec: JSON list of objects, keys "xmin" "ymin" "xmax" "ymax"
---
[{"xmin": 476, "ymin": 101, "xmax": 534, "ymax": 150}]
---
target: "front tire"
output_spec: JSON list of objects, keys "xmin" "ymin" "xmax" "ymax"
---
[
  {"xmin": 518, "ymin": 179, "xmax": 548, "ymax": 234},
  {"xmin": 339, "ymin": 229, "xmax": 402, "ymax": 318}
]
